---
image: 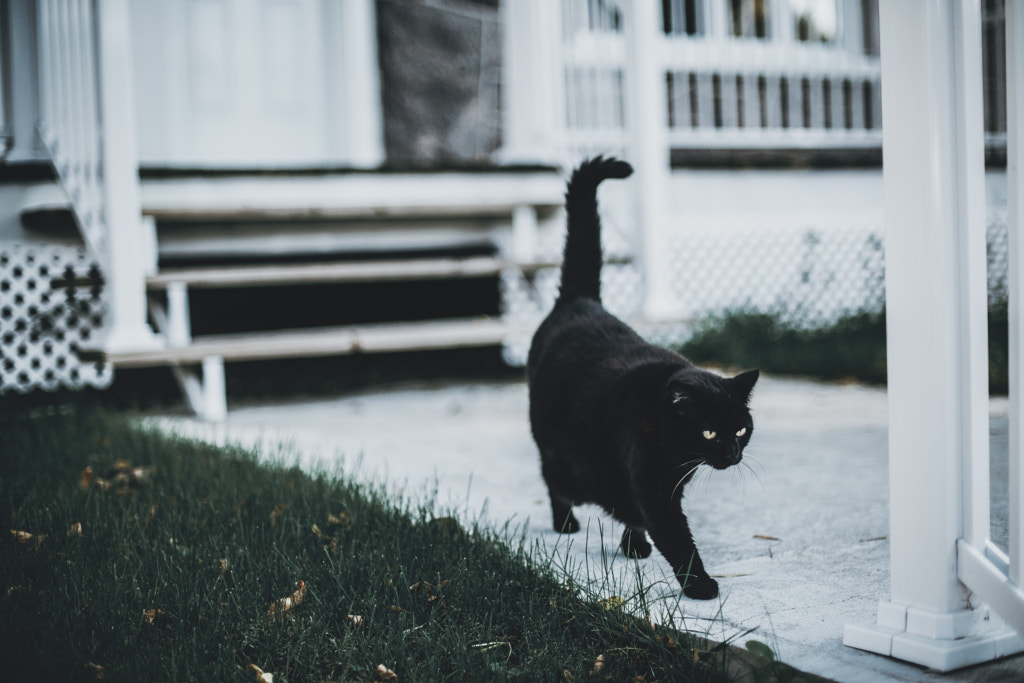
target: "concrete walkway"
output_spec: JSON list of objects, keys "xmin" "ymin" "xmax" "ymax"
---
[{"xmin": 153, "ymin": 375, "xmax": 1024, "ymax": 682}]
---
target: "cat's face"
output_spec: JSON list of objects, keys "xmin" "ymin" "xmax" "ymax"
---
[{"xmin": 659, "ymin": 369, "xmax": 759, "ymax": 471}]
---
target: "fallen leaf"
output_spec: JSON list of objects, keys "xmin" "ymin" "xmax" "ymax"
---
[
  {"xmin": 143, "ymin": 609, "xmax": 169, "ymax": 627},
  {"xmin": 10, "ymin": 529, "xmax": 45, "ymax": 549},
  {"xmin": 248, "ymin": 663, "xmax": 274, "ymax": 682},
  {"xmin": 375, "ymin": 663, "xmax": 398, "ymax": 681},
  {"xmin": 270, "ymin": 504, "xmax": 287, "ymax": 527},
  {"xmin": 346, "ymin": 614, "xmax": 364, "ymax": 626},
  {"xmin": 267, "ymin": 580, "xmax": 306, "ymax": 619},
  {"xmin": 753, "ymin": 534, "xmax": 781, "ymax": 541},
  {"xmin": 562, "ymin": 670, "xmax": 575, "ymax": 682},
  {"xmin": 327, "ymin": 511, "xmax": 351, "ymax": 527},
  {"xmin": 79, "ymin": 466, "xmax": 95, "ymax": 490},
  {"xmin": 218, "ymin": 558, "xmax": 231, "ymax": 575},
  {"xmin": 83, "ymin": 662, "xmax": 105, "ymax": 679},
  {"xmin": 598, "ymin": 595, "xmax": 625, "ymax": 611},
  {"xmin": 312, "ymin": 524, "xmax": 337, "ymax": 552},
  {"xmin": 67, "ymin": 522, "xmax": 83, "ymax": 537},
  {"xmin": 591, "ymin": 654, "xmax": 605, "ymax": 674}
]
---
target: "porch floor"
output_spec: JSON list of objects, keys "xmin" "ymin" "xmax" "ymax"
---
[{"xmin": 150, "ymin": 375, "xmax": 1023, "ymax": 682}]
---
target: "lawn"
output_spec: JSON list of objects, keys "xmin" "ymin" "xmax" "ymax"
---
[{"xmin": 0, "ymin": 396, "xmax": 810, "ymax": 682}]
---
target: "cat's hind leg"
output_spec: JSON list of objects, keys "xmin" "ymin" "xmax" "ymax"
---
[
  {"xmin": 550, "ymin": 495, "xmax": 581, "ymax": 534},
  {"xmin": 619, "ymin": 526, "xmax": 653, "ymax": 559}
]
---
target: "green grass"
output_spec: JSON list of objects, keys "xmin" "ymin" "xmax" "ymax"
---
[
  {"xmin": 0, "ymin": 397, "xmax": 808, "ymax": 682},
  {"xmin": 680, "ymin": 310, "xmax": 888, "ymax": 385},
  {"xmin": 680, "ymin": 305, "xmax": 1010, "ymax": 393}
]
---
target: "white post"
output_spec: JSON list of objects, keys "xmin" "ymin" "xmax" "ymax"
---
[
  {"xmin": 624, "ymin": 0, "xmax": 674, "ymax": 320},
  {"xmin": 499, "ymin": 0, "xmax": 564, "ymax": 165},
  {"xmin": 95, "ymin": 0, "xmax": 160, "ymax": 352},
  {"xmin": 201, "ymin": 356, "xmax": 227, "ymax": 422},
  {"xmin": 843, "ymin": 0, "xmax": 1022, "ymax": 670},
  {"xmin": 1008, "ymin": 0, "xmax": 1024, "ymax": 589},
  {"xmin": 336, "ymin": 0, "xmax": 384, "ymax": 168},
  {"xmin": 165, "ymin": 282, "xmax": 192, "ymax": 348}
]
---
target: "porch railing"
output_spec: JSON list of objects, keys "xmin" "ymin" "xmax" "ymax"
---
[
  {"xmin": 554, "ymin": 0, "xmax": 882, "ymax": 159},
  {"xmin": 34, "ymin": 0, "xmax": 158, "ymax": 353}
]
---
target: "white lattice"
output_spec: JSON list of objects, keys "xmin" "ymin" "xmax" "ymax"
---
[{"xmin": 0, "ymin": 243, "xmax": 112, "ymax": 393}]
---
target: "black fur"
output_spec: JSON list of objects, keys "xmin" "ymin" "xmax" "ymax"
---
[{"xmin": 527, "ymin": 156, "xmax": 759, "ymax": 600}]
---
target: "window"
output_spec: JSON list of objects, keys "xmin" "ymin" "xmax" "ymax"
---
[
  {"xmin": 663, "ymin": 0, "xmax": 706, "ymax": 36},
  {"xmin": 730, "ymin": 0, "xmax": 771, "ymax": 39},
  {"xmin": 792, "ymin": 0, "xmax": 838, "ymax": 43}
]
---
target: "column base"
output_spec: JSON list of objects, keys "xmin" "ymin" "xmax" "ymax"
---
[{"xmin": 844, "ymin": 600, "xmax": 1024, "ymax": 671}]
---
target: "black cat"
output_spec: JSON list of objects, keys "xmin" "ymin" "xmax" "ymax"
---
[{"xmin": 527, "ymin": 156, "xmax": 759, "ymax": 600}]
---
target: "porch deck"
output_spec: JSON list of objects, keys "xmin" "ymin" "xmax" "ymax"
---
[{"xmin": 154, "ymin": 375, "xmax": 1024, "ymax": 683}]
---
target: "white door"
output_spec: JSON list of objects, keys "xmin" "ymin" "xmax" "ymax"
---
[{"xmin": 131, "ymin": 0, "xmax": 379, "ymax": 167}]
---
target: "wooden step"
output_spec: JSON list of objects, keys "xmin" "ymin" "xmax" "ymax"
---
[
  {"xmin": 89, "ymin": 317, "xmax": 517, "ymax": 368},
  {"xmin": 146, "ymin": 256, "xmax": 560, "ymax": 289},
  {"xmin": 139, "ymin": 171, "xmax": 564, "ymax": 221}
]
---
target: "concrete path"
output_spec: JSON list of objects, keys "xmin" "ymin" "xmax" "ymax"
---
[{"xmin": 152, "ymin": 375, "xmax": 1024, "ymax": 682}]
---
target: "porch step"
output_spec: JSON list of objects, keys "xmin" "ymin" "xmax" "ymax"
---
[
  {"xmin": 138, "ymin": 170, "xmax": 564, "ymax": 221},
  {"xmin": 94, "ymin": 316, "xmax": 515, "ymax": 368},
  {"xmin": 147, "ymin": 256, "xmax": 557, "ymax": 289}
]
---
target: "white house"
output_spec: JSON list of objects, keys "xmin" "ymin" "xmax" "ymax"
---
[{"xmin": 1, "ymin": 0, "xmax": 1022, "ymax": 670}]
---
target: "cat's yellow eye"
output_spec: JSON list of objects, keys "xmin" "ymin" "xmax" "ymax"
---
[
  {"xmin": 736, "ymin": 427, "xmax": 747, "ymax": 437},
  {"xmin": 702, "ymin": 430, "xmax": 717, "ymax": 440}
]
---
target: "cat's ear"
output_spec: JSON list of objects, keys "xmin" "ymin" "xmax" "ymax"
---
[{"xmin": 729, "ymin": 370, "xmax": 760, "ymax": 403}]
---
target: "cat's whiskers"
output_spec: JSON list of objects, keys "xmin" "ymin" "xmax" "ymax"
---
[
  {"xmin": 670, "ymin": 460, "xmax": 705, "ymax": 500},
  {"xmin": 739, "ymin": 457, "xmax": 765, "ymax": 490}
]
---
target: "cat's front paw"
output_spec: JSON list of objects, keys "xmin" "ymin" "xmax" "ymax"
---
[
  {"xmin": 681, "ymin": 574, "xmax": 719, "ymax": 601},
  {"xmin": 620, "ymin": 528, "xmax": 653, "ymax": 559}
]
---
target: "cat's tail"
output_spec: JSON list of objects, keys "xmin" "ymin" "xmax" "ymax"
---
[{"xmin": 557, "ymin": 156, "xmax": 634, "ymax": 303}]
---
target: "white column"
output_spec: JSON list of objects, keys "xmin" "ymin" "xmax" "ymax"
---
[
  {"xmin": 336, "ymin": 0, "xmax": 384, "ymax": 168},
  {"xmin": 1009, "ymin": 0, "xmax": 1024, "ymax": 589},
  {"xmin": 843, "ymin": 0, "xmax": 1022, "ymax": 670},
  {"xmin": 5, "ymin": 0, "xmax": 45, "ymax": 161},
  {"xmin": 624, "ymin": 0, "xmax": 674, "ymax": 320},
  {"xmin": 499, "ymin": 0, "xmax": 564, "ymax": 164},
  {"xmin": 95, "ymin": 0, "xmax": 160, "ymax": 353}
]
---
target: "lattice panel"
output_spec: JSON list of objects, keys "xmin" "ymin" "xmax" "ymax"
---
[
  {"xmin": 0, "ymin": 243, "xmax": 112, "ymax": 393},
  {"xmin": 668, "ymin": 222, "xmax": 887, "ymax": 328}
]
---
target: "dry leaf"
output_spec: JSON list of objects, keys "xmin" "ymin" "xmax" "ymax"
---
[
  {"xmin": 657, "ymin": 634, "xmax": 677, "ymax": 649},
  {"xmin": 375, "ymin": 664, "xmax": 398, "ymax": 681},
  {"xmin": 248, "ymin": 663, "xmax": 273, "ymax": 683},
  {"xmin": 562, "ymin": 670, "xmax": 575, "ymax": 682},
  {"xmin": 591, "ymin": 654, "xmax": 605, "ymax": 674},
  {"xmin": 598, "ymin": 595, "xmax": 624, "ymax": 611},
  {"xmin": 312, "ymin": 524, "xmax": 338, "ymax": 552},
  {"xmin": 753, "ymin": 534, "xmax": 781, "ymax": 541},
  {"xmin": 267, "ymin": 580, "xmax": 306, "ymax": 619},
  {"xmin": 218, "ymin": 558, "xmax": 231, "ymax": 575},
  {"xmin": 67, "ymin": 522, "xmax": 83, "ymax": 537},
  {"xmin": 346, "ymin": 614, "xmax": 364, "ymax": 626},
  {"xmin": 79, "ymin": 466, "xmax": 95, "ymax": 490},
  {"xmin": 83, "ymin": 662, "xmax": 105, "ymax": 679},
  {"xmin": 327, "ymin": 511, "xmax": 351, "ymax": 528},
  {"xmin": 143, "ymin": 609, "xmax": 168, "ymax": 626},
  {"xmin": 270, "ymin": 504, "xmax": 287, "ymax": 527},
  {"xmin": 10, "ymin": 529, "xmax": 45, "ymax": 549}
]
